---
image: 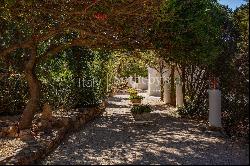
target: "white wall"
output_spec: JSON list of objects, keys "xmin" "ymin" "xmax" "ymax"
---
[{"xmin": 127, "ymin": 76, "xmax": 148, "ymax": 90}]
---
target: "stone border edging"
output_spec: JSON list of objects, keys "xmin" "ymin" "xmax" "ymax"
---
[{"xmin": 0, "ymin": 105, "xmax": 105, "ymax": 165}]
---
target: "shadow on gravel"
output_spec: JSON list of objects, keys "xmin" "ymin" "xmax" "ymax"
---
[
  {"xmin": 41, "ymin": 94, "xmax": 249, "ymax": 165},
  {"xmin": 107, "ymin": 96, "xmax": 129, "ymax": 103},
  {"xmin": 107, "ymin": 103, "xmax": 131, "ymax": 109}
]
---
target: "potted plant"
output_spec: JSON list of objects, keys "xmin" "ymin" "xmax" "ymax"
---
[
  {"xmin": 130, "ymin": 104, "xmax": 153, "ymax": 121},
  {"xmin": 127, "ymin": 87, "xmax": 138, "ymax": 96},
  {"xmin": 129, "ymin": 95, "xmax": 144, "ymax": 105}
]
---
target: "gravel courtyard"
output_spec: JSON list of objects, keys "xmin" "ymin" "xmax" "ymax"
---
[{"xmin": 41, "ymin": 93, "xmax": 249, "ymax": 165}]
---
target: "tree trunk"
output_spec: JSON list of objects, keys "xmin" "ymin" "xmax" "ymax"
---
[
  {"xmin": 170, "ymin": 65, "xmax": 176, "ymax": 106},
  {"xmin": 159, "ymin": 59, "xmax": 165, "ymax": 101},
  {"xmin": 181, "ymin": 65, "xmax": 186, "ymax": 105},
  {"xmin": 19, "ymin": 48, "xmax": 40, "ymax": 130},
  {"xmin": 75, "ymin": 47, "xmax": 82, "ymax": 107},
  {"xmin": 160, "ymin": 74, "xmax": 164, "ymax": 101}
]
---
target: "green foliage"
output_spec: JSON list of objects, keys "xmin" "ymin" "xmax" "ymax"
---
[
  {"xmin": 38, "ymin": 51, "xmax": 75, "ymax": 109},
  {"xmin": 154, "ymin": 0, "xmax": 237, "ymax": 72},
  {"xmin": 0, "ymin": 45, "xmax": 113, "ymax": 114},
  {"xmin": 91, "ymin": 50, "xmax": 112, "ymax": 98},
  {"xmin": 0, "ymin": 51, "xmax": 28, "ymax": 115},
  {"xmin": 157, "ymin": 0, "xmax": 248, "ymax": 139},
  {"xmin": 0, "ymin": 74, "xmax": 28, "ymax": 115},
  {"xmin": 219, "ymin": 3, "xmax": 249, "ymax": 138},
  {"xmin": 129, "ymin": 95, "xmax": 144, "ymax": 100},
  {"xmin": 37, "ymin": 47, "xmax": 111, "ymax": 110},
  {"xmin": 177, "ymin": 100, "xmax": 208, "ymax": 120},
  {"xmin": 177, "ymin": 65, "xmax": 209, "ymax": 120},
  {"xmin": 127, "ymin": 88, "xmax": 138, "ymax": 96},
  {"xmin": 121, "ymin": 60, "xmax": 148, "ymax": 78},
  {"xmin": 176, "ymin": 2, "xmax": 249, "ymax": 139},
  {"xmin": 111, "ymin": 52, "xmax": 148, "ymax": 78},
  {"xmin": 128, "ymin": 88, "xmax": 143, "ymax": 100},
  {"xmin": 0, "ymin": 0, "xmax": 248, "ymax": 140},
  {"xmin": 131, "ymin": 105, "xmax": 152, "ymax": 114}
]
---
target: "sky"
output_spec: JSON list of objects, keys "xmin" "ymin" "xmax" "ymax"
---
[{"xmin": 219, "ymin": 0, "xmax": 248, "ymax": 10}]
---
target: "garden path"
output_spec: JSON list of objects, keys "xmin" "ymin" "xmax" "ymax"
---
[{"xmin": 41, "ymin": 93, "xmax": 249, "ymax": 165}]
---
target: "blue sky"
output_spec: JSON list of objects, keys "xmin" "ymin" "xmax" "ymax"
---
[{"xmin": 219, "ymin": 0, "xmax": 248, "ymax": 10}]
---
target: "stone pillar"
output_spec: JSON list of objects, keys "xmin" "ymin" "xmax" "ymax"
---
[
  {"xmin": 136, "ymin": 76, "xmax": 147, "ymax": 90},
  {"xmin": 141, "ymin": 77, "xmax": 148, "ymax": 90},
  {"xmin": 127, "ymin": 76, "xmax": 133, "ymax": 87},
  {"xmin": 130, "ymin": 76, "xmax": 137, "ymax": 89},
  {"xmin": 148, "ymin": 67, "xmax": 161, "ymax": 96},
  {"xmin": 176, "ymin": 86, "xmax": 184, "ymax": 107},
  {"xmin": 175, "ymin": 70, "xmax": 184, "ymax": 107},
  {"xmin": 133, "ymin": 83, "xmax": 138, "ymax": 89},
  {"xmin": 137, "ymin": 76, "xmax": 142, "ymax": 89},
  {"xmin": 148, "ymin": 67, "xmax": 152, "ymax": 95},
  {"xmin": 164, "ymin": 81, "xmax": 171, "ymax": 104},
  {"xmin": 208, "ymin": 89, "xmax": 222, "ymax": 128}
]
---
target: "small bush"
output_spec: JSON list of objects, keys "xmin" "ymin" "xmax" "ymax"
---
[
  {"xmin": 128, "ymin": 88, "xmax": 138, "ymax": 96},
  {"xmin": 129, "ymin": 95, "xmax": 144, "ymax": 100},
  {"xmin": 177, "ymin": 101, "xmax": 208, "ymax": 120},
  {"xmin": 131, "ymin": 104, "xmax": 152, "ymax": 114}
]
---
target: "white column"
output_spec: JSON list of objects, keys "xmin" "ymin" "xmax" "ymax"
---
[
  {"xmin": 175, "ymin": 70, "xmax": 184, "ymax": 107},
  {"xmin": 134, "ymin": 76, "xmax": 139, "ymax": 89},
  {"xmin": 148, "ymin": 67, "xmax": 161, "ymax": 96},
  {"xmin": 208, "ymin": 89, "xmax": 222, "ymax": 128},
  {"xmin": 127, "ymin": 76, "xmax": 133, "ymax": 87},
  {"xmin": 139, "ymin": 76, "xmax": 144, "ymax": 90},
  {"xmin": 148, "ymin": 67, "xmax": 153, "ymax": 96},
  {"xmin": 141, "ymin": 77, "xmax": 148, "ymax": 90},
  {"xmin": 176, "ymin": 83, "xmax": 184, "ymax": 107},
  {"xmin": 164, "ymin": 81, "xmax": 171, "ymax": 104},
  {"xmin": 138, "ymin": 77, "xmax": 148, "ymax": 90}
]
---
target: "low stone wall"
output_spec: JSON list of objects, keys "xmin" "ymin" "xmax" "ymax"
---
[{"xmin": 0, "ymin": 105, "xmax": 105, "ymax": 165}]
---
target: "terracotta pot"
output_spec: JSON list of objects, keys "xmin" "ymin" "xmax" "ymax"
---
[{"xmin": 130, "ymin": 98, "xmax": 142, "ymax": 105}]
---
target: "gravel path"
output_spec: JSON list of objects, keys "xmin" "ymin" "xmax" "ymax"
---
[{"xmin": 41, "ymin": 93, "xmax": 249, "ymax": 165}]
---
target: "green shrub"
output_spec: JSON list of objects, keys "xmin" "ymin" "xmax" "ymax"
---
[
  {"xmin": 129, "ymin": 95, "xmax": 144, "ymax": 100},
  {"xmin": 177, "ymin": 101, "xmax": 208, "ymax": 120},
  {"xmin": 38, "ymin": 47, "xmax": 111, "ymax": 110},
  {"xmin": 131, "ymin": 104, "xmax": 152, "ymax": 114},
  {"xmin": 128, "ymin": 88, "xmax": 138, "ymax": 96},
  {"xmin": 0, "ymin": 75, "xmax": 28, "ymax": 115}
]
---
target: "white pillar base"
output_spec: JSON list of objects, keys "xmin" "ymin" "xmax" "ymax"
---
[{"xmin": 208, "ymin": 89, "xmax": 222, "ymax": 128}]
